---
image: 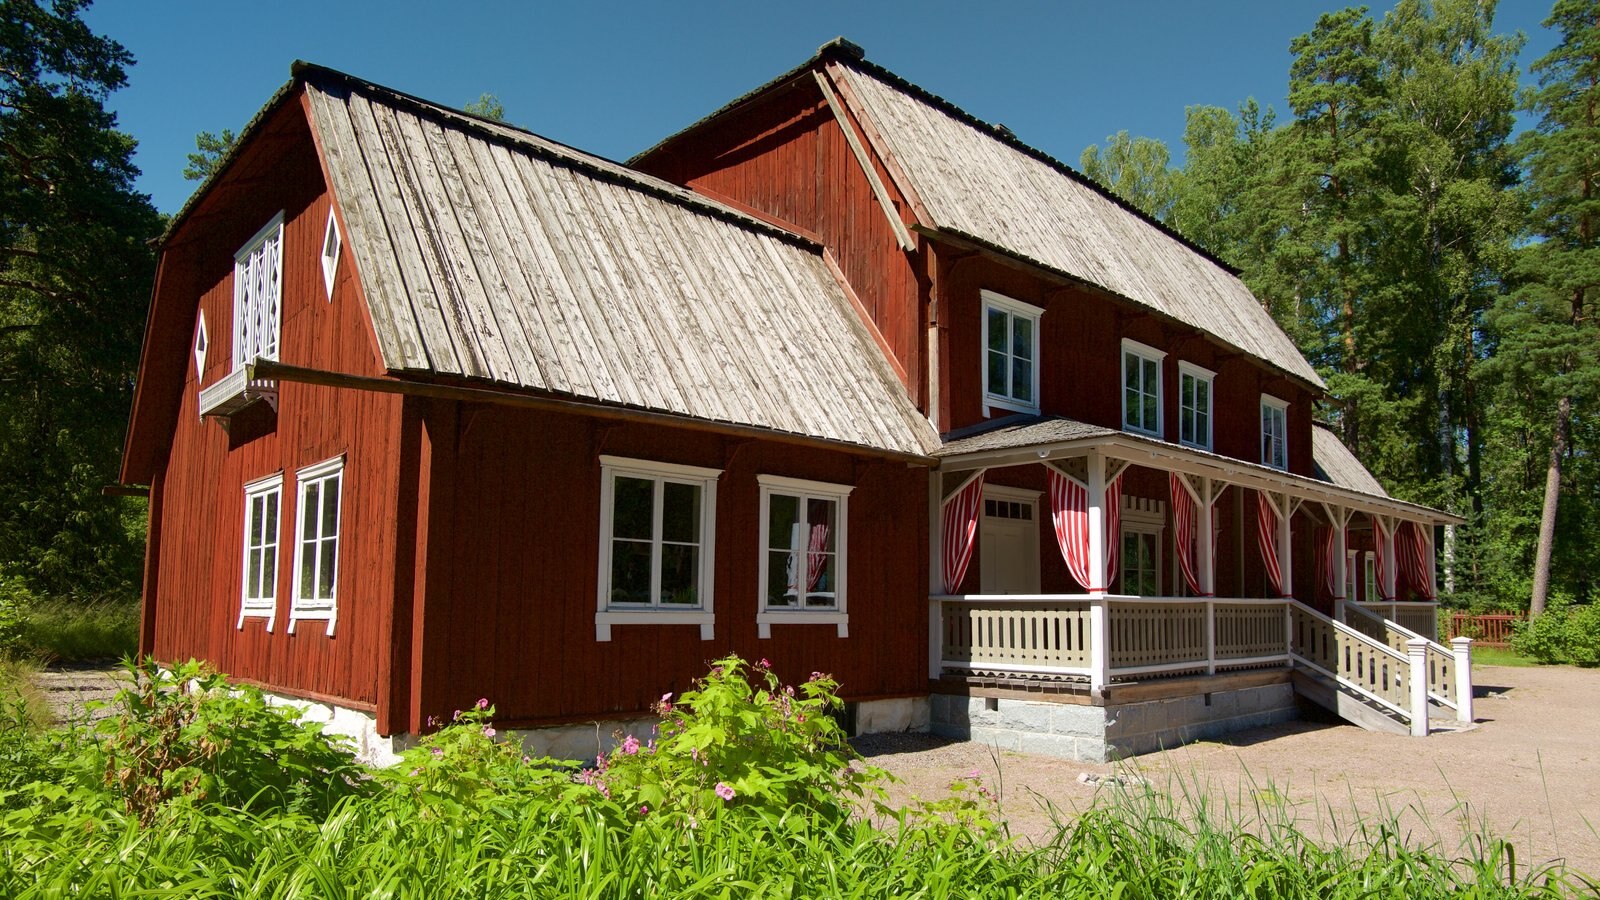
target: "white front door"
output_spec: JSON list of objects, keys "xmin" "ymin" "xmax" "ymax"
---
[{"xmin": 979, "ymin": 488, "xmax": 1040, "ymax": 594}]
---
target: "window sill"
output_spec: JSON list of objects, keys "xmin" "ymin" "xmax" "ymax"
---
[
  {"xmin": 595, "ymin": 610, "xmax": 714, "ymax": 641},
  {"xmin": 1179, "ymin": 439, "xmax": 1211, "ymax": 453},
  {"xmin": 983, "ymin": 396, "xmax": 1040, "ymax": 417},
  {"xmin": 236, "ymin": 609, "xmax": 276, "ymax": 632},
  {"xmin": 288, "ymin": 608, "xmax": 336, "ymax": 637},
  {"xmin": 756, "ymin": 611, "xmax": 848, "ymax": 639}
]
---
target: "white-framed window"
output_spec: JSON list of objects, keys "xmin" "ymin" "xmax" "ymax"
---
[
  {"xmin": 981, "ymin": 290, "xmax": 1043, "ymax": 414},
  {"xmin": 757, "ymin": 474, "xmax": 852, "ymax": 638},
  {"xmin": 1261, "ymin": 394, "xmax": 1289, "ymax": 470},
  {"xmin": 1346, "ymin": 549, "xmax": 1358, "ymax": 601},
  {"xmin": 1121, "ymin": 338, "xmax": 1166, "ymax": 437},
  {"xmin": 1177, "ymin": 361, "xmax": 1214, "ymax": 450},
  {"xmin": 233, "ymin": 212, "xmax": 285, "ymax": 371},
  {"xmin": 194, "ymin": 311, "xmax": 209, "ymax": 379},
  {"xmin": 1364, "ymin": 551, "xmax": 1377, "ymax": 602},
  {"xmin": 239, "ymin": 472, "xmax": 283, "ymax": 630},
  {"xmin": 289, "ymin": 456, "xmax": 343, "ymax": 635},
  {"xmin": 320, "ymin": 209, "xmax": 341, "ymax": 299},
  {"xmin": 1120, "ymin": 524, "xmax": 1161, "ymax": 596},
  {"xmin": 595, "ymin": 456, "xmax": 720, "ymax": 641}
]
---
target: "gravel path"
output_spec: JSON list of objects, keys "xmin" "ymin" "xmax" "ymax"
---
[
  {"xmin": 857, "ymin": 664, "xmax": 1600, "ymax": 880},
  {"xmin": 35, "ymin": 664, "xmax": 128, "ymax": 724}
]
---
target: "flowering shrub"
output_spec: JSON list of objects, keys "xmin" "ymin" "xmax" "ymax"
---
[
  {"xmin": 595, "ymin": 655, "xmax": 882, "ymax": 821},
  {"xmin": 384, "ymin": 699, "xmax": 579, "ymax": 815}
]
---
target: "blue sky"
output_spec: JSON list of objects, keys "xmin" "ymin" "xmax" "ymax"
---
[{"xmin": 86, "ymin": 1, "xmax": 1556, "ymax": 215}]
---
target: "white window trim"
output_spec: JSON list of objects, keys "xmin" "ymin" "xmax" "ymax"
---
[
  {"xmin": 1364, "ymin": 551, "xmax": 1377, "ymax": 603},
  {"xmin": 1177, "ymin": 360, "xmax": 1215, "ymax": 451},
  {"xmin": 756, "ymin": 474, "xmax": 853, "ymax": 639},
  {"xmin": 595, "ymin": 455, "xmax": 720, "ymax": 641},
  {"xmin": 238, "ymin": 471, "xmax": 283, "ymax": 631},
  {"xmin": 289, "ymin": 455, "xmax": 344, "ymax": 636},
  {"xmin": 1121, "ymin": 338, "xmax": 1167, "ymax": 438},
  {"xmin": 980, "ymin": 290, "xmax": 1044, "ymax": 416},
  {"xmin": 1261, "ymin": 394, "xmax": 1290, "ymax": 471},
  {"xmin": 194, "ymin": 311, "xmax": 209, "ymax": 382},
  {"xmin": 1346, "ymin": 549, "xmax": 1359, "ymax": 600},
  {"xmin": 1120, "ymin": 520, "xmax": 1163, "ymax": 597},
  {"xmin": 232, "ymin": 212, "xmax": 285, "ymax": 372},
  {"xmin": 320, "ymin": 209, "xmax": 341, "ymax": 300}
]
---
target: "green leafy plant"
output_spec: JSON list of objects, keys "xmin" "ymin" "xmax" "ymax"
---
[
  {"xmin": 96, "ymin": 659, "xmax": 367, "ymax": 823},
  {"xmin": 596, "ymin": 655, "xmax": 883, "ymax": 822},
  {"xmin": 1513, "ymin": 601, "xmax": 1600, "ymax": 667}
]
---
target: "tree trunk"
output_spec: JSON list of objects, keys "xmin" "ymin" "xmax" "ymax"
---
[{"xmin": 1529, "ymin": 393, "xmax": 1571, "ymax": 617}]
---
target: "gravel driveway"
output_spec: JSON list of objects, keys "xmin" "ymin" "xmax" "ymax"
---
[{"xmin": 858, "ymin": 663, "xmax": 1600, "ymax": 880}]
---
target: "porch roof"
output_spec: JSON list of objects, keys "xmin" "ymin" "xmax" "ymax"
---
[{"xmin": 935, "ymin": 415, "xmax": 1463, "ymax": 526}]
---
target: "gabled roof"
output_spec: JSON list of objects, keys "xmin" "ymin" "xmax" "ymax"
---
[
  {"xmin": 637, "ymin": 41, "xmax": 1325, "ymax": 391},
  {"xmin": 1311, "ymin": 423, "xmax": 1388, "ymax": 498},
  {"xmin": 295, "ymin": 64, "xmax": 937, "ymax": 458}
]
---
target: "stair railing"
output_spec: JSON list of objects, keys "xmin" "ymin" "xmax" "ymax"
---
[{"xmin": 1344, "ymin": 602, "xmax": 1474, "ymax": 724}]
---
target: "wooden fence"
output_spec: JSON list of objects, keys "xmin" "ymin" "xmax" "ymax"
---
[{"xmin": 1447, "ymin": 611, "xmax": 1524, "ymax": 649}]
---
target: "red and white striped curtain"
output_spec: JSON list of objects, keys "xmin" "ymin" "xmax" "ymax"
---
[
  {"xmin": 806, "ymin": 523, "xmax": 830, "ymax": 592},
  {"xmin": 1398, "ymin": 522, "xmax": 1436, "ymax": 600},
  {"xmin": 1373, "ymin": 518, "xmax": 1393, "ymax": 600},
  {"xmin": 1169, "ymin": 473, "xmax": 1203, "ymax": 596},
  {"xmin": 1047, "ymin": 466, "xmax": 1123, "ymax": 592},
  {"xmin": 1314, "ymin": 526, "xmax": 1336, "ymax": 601},
  {"xmin": 1256, "ymin": 490, "xmax": 1287, "ymax": 597},
  {"xmin": 940, "ymin": 472, "xmax": 985, "ymax": 594}
]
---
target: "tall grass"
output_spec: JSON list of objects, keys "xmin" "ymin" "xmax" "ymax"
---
[
  {"xmin": 0, "ymin": 658, "xmax": 47, "ymax": 730},
  {"xmin": 20, "ymin": 598, "xmax": 138, "ymax": 663},
  {"xmin": 0, "ymin": 658, "xmax": 1592, "ymax": 898}
]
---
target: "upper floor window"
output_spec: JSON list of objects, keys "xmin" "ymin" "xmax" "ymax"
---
[
  {"xmin": 1121, "ymin": 339, "xmax": 1165, "ymax": 437},
  {"xmin": 320, "ymin": 210, "xmax": 341, "ymax": 299},
  {"xmin": 239, "ymin": 472, "xmax": 282, "ymax": 630},
  {"xmin": 1177, "ymin": 362, "xmax": 1214, "ymax": 451},
  {"xmin": 981, "ymin": 290, "xmax": 1042, "ymax": 414},
  {"xmin": 289, "ymin": 456, "xmax": 343, "ymax": 635},
  {"xmin": 233, "ymin": 213, "xmax": 284, "ymax": 370},
  {"xmin": 1261, "ymin": 395, "xmax": 1289, "ymax": 470}
]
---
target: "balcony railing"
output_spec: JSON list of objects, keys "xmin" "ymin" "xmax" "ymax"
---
[{"xmin": 1352, "ymin": 601, "xmax": 1438, "ymax": 641}]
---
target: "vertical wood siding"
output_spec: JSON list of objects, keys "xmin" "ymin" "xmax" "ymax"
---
[
  {"xmin": 147, "ymin": 106, "xmax": 400, "ymax": 708},
  {"xmin": 410, "ymin": 401, "xmax": 929, "ymax": 730}
]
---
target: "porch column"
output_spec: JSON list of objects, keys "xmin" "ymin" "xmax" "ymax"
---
[
  {"xmin": 1086, "ymin": 449, "xmax": 1107, "ymax": 594},
  {"xmin": 927, "ymin": 470, "xmax": 941, "ymax": 589},
  {"xmin": 1196, "ymin": 477, "xmax": 1216, "ymax": 596},
  {"xmin": 1376, "ymin": 516, "xmax": 1398, "ymax": 600}
]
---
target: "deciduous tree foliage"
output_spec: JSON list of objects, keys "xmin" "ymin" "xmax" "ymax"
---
[
  {"xmin": 0, "ymin": 0, "xmax": 161, "ymax": 600},
  {"xmin": 1084, "ymin": 0, "xmax": 1594, "ymax": 612}
]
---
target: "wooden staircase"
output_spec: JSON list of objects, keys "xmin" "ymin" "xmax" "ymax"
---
[{"xmin": 1287, "ymin": 601, "xmax": 1474, "ymax": 735}]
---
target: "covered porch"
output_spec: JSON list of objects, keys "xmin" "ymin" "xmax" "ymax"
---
[{"xmin": 926, "ymin": 417, "xmax": 1469, "ymax": 749}]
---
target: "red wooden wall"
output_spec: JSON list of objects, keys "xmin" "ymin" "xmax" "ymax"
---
[
  {"xmin": 142, "ymin": 97, "xmax": 400, "ymax": 710},
  {"xmin": 631, "ymin": 75, "xmax": 926, "ymax": 407},
  {"xmin": 405, "ymin": 400, "xmax": 930, "ymax": 732}
]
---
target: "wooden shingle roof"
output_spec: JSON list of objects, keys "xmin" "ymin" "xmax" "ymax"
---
[
  {"xmin": 829, "ymin": 58, "xmax": 1325, "ymax": 390},
  {"xmin": 300, "ymin": 65, "xmax": 937, "ymax": 458},
  {"xmin": 1311, "ymin": 423, "xmax": 1388, "ymax": 497}
]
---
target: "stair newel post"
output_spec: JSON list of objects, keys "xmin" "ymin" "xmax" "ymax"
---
[
  {"xmin": 1406, "ymin": 637, "xmax": 1430, "ymax": 737},
  {"xmin": 1452, "ymin": 636, "xmax": 1474, "ymax": 724}
]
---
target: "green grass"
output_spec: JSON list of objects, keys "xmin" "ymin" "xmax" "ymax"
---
[
  {"xmin": 1473, "ymin": 646, "xmax": 1538, "ymax": 667},
  {"xmin": 20, "ymin": 599, "xmax": 138, "ymax": 663},
  {"xmin": 0, "ymin": 658, "xmax": 48, "ymax": 730}
]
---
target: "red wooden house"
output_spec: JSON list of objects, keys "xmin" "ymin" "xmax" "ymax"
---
[{"xmin": 120, "ymin": 42, "xmax": 1471, "ymax": 764}]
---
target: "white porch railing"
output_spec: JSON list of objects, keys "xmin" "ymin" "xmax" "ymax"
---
[
  {"xmin": 931, "ymin": 594, "xmax": 1291, "ymax": 689},
  {"xmin": 930, "ymin": 594, "xmax": 1473, "ymax": 735},
  {"xmin": 1344, "ymin": 602, "xmax": 1472, "ymax": 721},
  {"xmin": 1352, "ymin": 601, "xmax": 1439, "ymax": 641}
]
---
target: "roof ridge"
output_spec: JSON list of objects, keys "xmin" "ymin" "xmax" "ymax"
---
[
  {"xmin": 830, "ymin": 54, "xmax": 1244, "ymax": 278},
  {"xmin": 291, "ymin": 61, "xmax": 825, "ymax": 254}
]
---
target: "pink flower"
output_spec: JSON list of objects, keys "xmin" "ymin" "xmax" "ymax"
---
[
  {"xmin": 430, "ymin": 746, "xmax": 444, "ymax": 758},
  {"xmin": 640, "ymin": 804, "xmax": 650, "ymax": 815},
  {"xmin": 476, "ymin": 697, "xmax": 489, "ymax": 710},
  {"xmin": 409, "ymin": 767, "xmax": 422, "ymax": 777},
  {"xmin": 661, "ymin": 692, "xmax": 673, "ymax": 703},
  {"xmin": 621, "ymin": 735, "xmax": 640, "ymax": 755},
  {"xmin": 758, "ymin": 658, "xmax": 770, "ymax": 668},
  {"xmin": 810, "ymin": 671, "xmax": 822, "ymax": 681},
  {"xmin": 453, "ymin": 709, "xmax": 462, "ymax": 721},
  {"xmin": 966, "ymin": 768, "xmax": 982, "ymax": 780},
  {"xmin": 715, "ymin": 782, "xmax": 735, "ymax": 802},
  {"xmin": 483, "ymin": 726, "xmax": 496, "ymax": 738},
  {"xmin": 522, "ymin": 755, "xmax": 531, "ymax": 764}
]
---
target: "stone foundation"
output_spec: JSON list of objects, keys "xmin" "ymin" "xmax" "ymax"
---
[
  {"xmin": 262, "ymin": 693, "xmax": 409, "ymax": 767},
  {"xmin": 851, "ymin": 696, "xmax": 931, "ymax": 736},
  {"xmin": 929, "ymin": 683, "xmax": 1299, "ymax": 763}
]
